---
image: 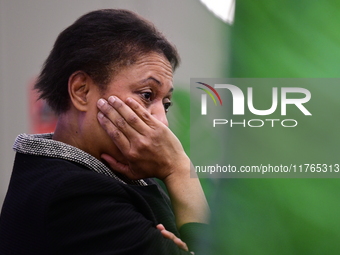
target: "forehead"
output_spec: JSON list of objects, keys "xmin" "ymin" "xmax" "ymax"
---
[
  {"xmin": 109, "ymin": 52, "xmax": 174, "ymax": 86},
  {"xmin": 130, "ymin": 52, "xmax": 173, "ymax": 76}
]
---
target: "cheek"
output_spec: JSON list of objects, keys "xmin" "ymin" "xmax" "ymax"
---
[{"xmin": 102, "ymin": 84, "xmax": 130, "ymax": 100}]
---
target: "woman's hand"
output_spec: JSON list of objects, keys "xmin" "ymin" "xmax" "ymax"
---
[
  {"xmin": 97, "ymin": 96, "xmax": 189, "ymax": 180},
  {"xmin": 97, "ymin": 96, "xmax": 209, "ymax": 229},
  {"xmin": 156, "ymin": 224, "xmax": 189, "ymax": 252}
]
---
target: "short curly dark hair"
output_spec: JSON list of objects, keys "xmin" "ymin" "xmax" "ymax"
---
[{"xmin": 34, "ymin": 9, "xmax": 180, "ymax": 115}]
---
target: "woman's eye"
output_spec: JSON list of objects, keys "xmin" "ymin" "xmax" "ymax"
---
[
  {"xmin": 164, "ymin": 101, "xmax": 173, "ymax": 112},
  {"xmin": 141, "ymin": 92, "xmax": 152, "ymax": 101}
]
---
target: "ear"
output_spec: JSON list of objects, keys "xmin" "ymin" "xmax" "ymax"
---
[{"xmin": 68, "ymin": 71, "xmax": 93, "ymax": 112}]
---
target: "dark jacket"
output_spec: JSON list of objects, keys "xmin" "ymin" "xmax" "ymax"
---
[{"xmin": 0, "ymin": 152, "xmax": 203, "ymax": 254}]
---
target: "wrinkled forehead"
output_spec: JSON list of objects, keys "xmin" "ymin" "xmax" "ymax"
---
[{"xmin": 112, "ymin": 52, "xmax": 173, "ymax": 81}]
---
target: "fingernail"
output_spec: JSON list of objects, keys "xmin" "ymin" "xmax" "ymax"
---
[
  {"xmin": 108, "ymin": 96, "xmax": 116, "ymax": 104},
  {"xmin": 98, "ymin": 98, "xmax": 105, "ymax": 106},
  {"xmin": 98, "ymin": 112, "xmax": 104, "ymax": 119}
]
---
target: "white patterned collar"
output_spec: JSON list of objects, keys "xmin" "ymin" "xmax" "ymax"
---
[{"xmin": 13, "ymin": 133, "xmax": 147, "ymax": 186}]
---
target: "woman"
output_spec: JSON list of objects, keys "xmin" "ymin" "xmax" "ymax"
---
[{"xmin": 0, "ymin": 9, "xmax": 209, "ymax": 254}]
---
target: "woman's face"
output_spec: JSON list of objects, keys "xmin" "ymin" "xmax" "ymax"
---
[
  {"xmin": 88, "ymin": 52, "xmax": 174, "ymax": 164},
  {"xmin": 103, "ymin": 52, "xmax": 174, "ymax": 126}
]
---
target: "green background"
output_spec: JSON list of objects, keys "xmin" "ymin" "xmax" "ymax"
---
[{"xmin": 170, "ymin": 0, "xmax": 340, "ymax": 254}]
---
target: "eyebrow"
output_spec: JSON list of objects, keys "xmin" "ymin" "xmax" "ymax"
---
[
  {"xmin": 140, "ymin": 77, "xmax": 161, "ymax": 85},
  {"xmin": 140, "ymin": 77, "xmax": 174, "ymax": 93}
]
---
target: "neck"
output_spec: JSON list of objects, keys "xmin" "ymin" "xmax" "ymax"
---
[
  {"xmin": 53, "ymin": 113, "xmax": 83, "ymax": 151},
  {"xmin": 53, "ymin": 110, "xmax": 104, "ymax": 161}
]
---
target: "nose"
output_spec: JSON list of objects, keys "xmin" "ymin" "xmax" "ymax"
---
[{"xmin": 150, "ymin": 103, "xmax": 169, "ymax": 127}]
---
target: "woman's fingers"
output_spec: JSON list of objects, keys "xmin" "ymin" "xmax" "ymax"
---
[
  {"xmin": 124, "ymin": 97, "xmax": 159, "ymax": 129},
  {"xmin": 97, "ymin": 108, "xmax": 130, "ymax": 154},
  {"xmin": 156, "ymin": 224, "xmax": 166, "ymax": 231},
  {"xmin": 97, "ymin": 97, "xmax": 146, "ymax": 138},
  {"xmin": 156, "ymin": 224, "xmax": 189, "ymax": 252},
  {"xmin": 107, "ymin": 96, "xmax": 155, "ymax": 134}
]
